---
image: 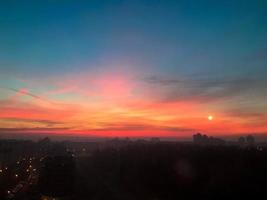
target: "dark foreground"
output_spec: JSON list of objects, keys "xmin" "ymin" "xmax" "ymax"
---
[{"xmin": 1, "ymin": 139, "xmax": 267, "ymax": 199}]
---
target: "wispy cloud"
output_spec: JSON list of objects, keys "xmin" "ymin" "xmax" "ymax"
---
[
  {"xmin": 0, "ymin": 127, "xmax": 70, "ymax": 132},
  {"xmin": 86, "ymin": 122, "xmax": 195, "ymax": 132},
  {"xmin": 5, "ymin": 87, "xmax": 44, "ymax": 100},
  {"xmin": 0, "ymin": 118, "xmax": 62, "ymax": 126}
]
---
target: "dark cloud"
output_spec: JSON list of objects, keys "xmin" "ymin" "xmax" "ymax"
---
[
  {"xmin": 245, "ymin": 48, "xmax": 267, "ymax": 62},
  {"xmin": 143, "ymin": 75, "xmax": 267, "ymax": 102},
  {"xmin": 0, "ymin": 127, "xmax": 69, "ymax": 133},
  {"xmin": 223, "ymin": 108, "xmax": 267, "ymax": 126},
  {"xmin": 0, "ymin": 87, "xmax": 56, "ymax": 104},
  {"xmin": 0, "ymin": 118, "xmax": 62, "ymax": 126},
  {"xmin": 90, "ymin": 122, "xmax": 195, "ymax": 132},
  {"xmin": 225, "ymin": 110, "xmax": 267, "ymax": 119},
  {"xmin": 145, "ymin": 76, "xmax": 184, "ymax": 86}
]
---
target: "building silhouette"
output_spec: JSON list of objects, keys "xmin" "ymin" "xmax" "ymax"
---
[{"xmin": 193, "ymin": 133, "xmax": 225, "ymax": 145}]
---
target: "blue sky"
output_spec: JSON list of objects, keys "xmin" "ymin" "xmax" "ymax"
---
[{"xmin": 1, "ymin": 0, "xmax": 267, "ymax": 77}]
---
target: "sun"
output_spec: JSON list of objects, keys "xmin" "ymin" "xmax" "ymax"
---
[{"xmin": 208, "ymin": 115, "xmax": 213, "ymax": 121}]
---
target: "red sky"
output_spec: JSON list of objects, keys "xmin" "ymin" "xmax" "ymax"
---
[{"xmin": 1, "ymin": 70, "xmax": 267, "ymax": 139}]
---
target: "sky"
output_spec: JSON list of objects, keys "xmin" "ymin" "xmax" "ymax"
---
[{"xmin": 0, "ymin": 0, "xmax": 267, "ymax": 139}]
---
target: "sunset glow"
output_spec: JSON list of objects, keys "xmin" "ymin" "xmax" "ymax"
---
[
  {"xmin": 1, "ymin": 72, "xmax": 266, "ymax": 138},
  {"xmin": 1, "ymin": 1, "xmax": 267, "ymax": 139}
]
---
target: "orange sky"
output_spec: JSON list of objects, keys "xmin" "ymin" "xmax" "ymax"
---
[{"xmin": 1, "ymin": 70, "xmax": 267, "ymax": 139}]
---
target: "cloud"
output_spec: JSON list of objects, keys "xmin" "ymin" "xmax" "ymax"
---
[
  {"xmin": 45, "ymin": 86, "xmax": 77, "ymax": 95},
  {"xmin": 5, "ymin": 87, "xmax": 44, "ymax": 100},
  {"xmin": 0, "ymin": 95, "xmax": 81, "ymax": 124},
  {"xmin": 86, "ymin": 122, "xmax": 195, "ymax": 132},
  {"xmin": 0, "ymin": 127, "xmax": 70, "ymax": 133},
  {"xmin": 225, "ymin": 109, "xmax": 267, "ymax": 119},
  {"xmin": 222, "ymin": 108, "xmax": 267, "ymax": 128},
  {"xmin": 143, "ymin": 75, "xmax": 267, "ymax": 103},
  {"xmin": 245, "ymin": 48, "xmax": 267, "ymax": 62},
  {"xmin": 0, "ymin": 118, "xmax": 62, "ymax": 126},
  {"xmin": 0, "ymin": 86, "xmax": 70, "ymax": 106}
]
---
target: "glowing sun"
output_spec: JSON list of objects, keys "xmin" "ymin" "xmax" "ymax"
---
[{"xmin": 208, "ymin": 115, "xmax": 214, "ymax": 121}]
